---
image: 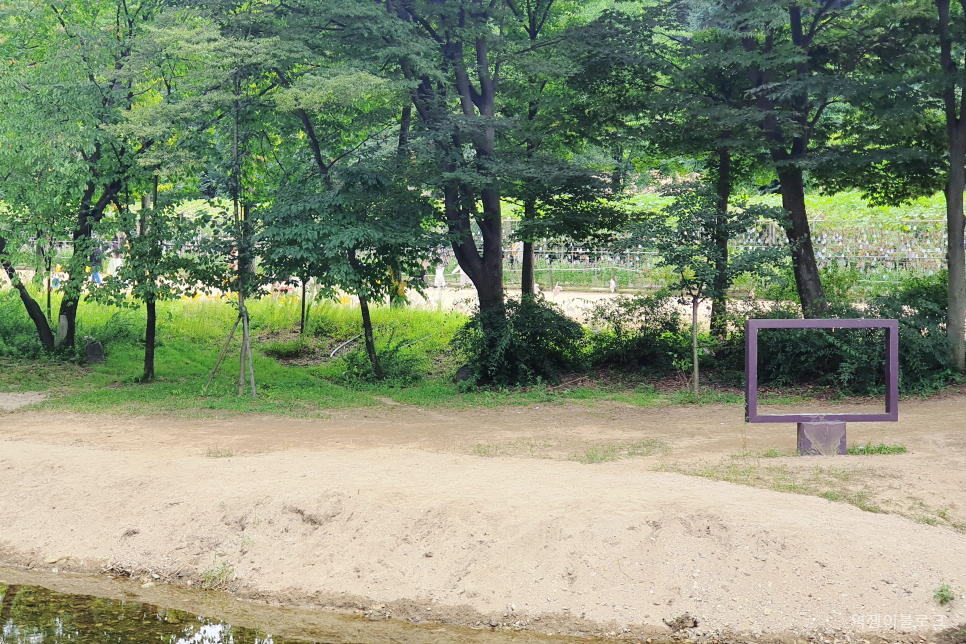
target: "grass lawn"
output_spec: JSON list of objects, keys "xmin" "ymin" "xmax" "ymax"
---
[{"xmin": 0, "ymin": 292, "xmax": 748, "ymax": 417}]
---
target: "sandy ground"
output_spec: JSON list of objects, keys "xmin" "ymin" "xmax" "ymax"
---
[{"xmin": 1, "ymin": 393, "xmax": 966, "ymax": 643}]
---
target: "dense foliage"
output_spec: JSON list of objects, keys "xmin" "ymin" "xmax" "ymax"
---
[
  {"xmin": 584, "ymin": 291, "xmax": 687, "ymax": 374},
  {"xmin": 717, "ymin": 271, "xmax": 955, "ymax": 394},
  {"xmin": 452, "ymin": 297, "xmax": 585, "ymax": 387}
]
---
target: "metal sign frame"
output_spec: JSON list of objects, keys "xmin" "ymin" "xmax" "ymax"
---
[{"xmin": 744, "ymin": 318, "xmax": 899, "ymax": 424}]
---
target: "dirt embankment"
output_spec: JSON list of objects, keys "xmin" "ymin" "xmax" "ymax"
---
[{"xmin": 1, "ymin": 395, "xmax": 965, "ymax": 642}]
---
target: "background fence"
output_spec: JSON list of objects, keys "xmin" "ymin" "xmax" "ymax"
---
[
  {"xmin": 9, "ymin": 219, "xmax": 950, "ymax": 294},
  {"xmin": 490, "ymin": 219, "xmax": 948, "ymax": 292}
]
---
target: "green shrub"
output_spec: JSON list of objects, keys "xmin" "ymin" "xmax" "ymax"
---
[
  {"xmin": 755, "ymin": 261, "xmax": 864, "ymax": 305},
  {"xmin": 724, "ymin": 271, "xmax": 955, "ymax": 395},
  {"xmin": 873, "ymin": 271, "xmax": 953, "ymax": 392},
  {"xmin": 452, "ymin": 296, "xmax": 585, "ymax": 386},
  {"xmin": 0, "ymin": 289, "xmax": 46, "ymax": 358},
  {"xmin": 881, "ymin": 269, "xmax": 947, "ymax": 312},
  {"xmin": 585, "ymin": 290, "xmax": 687, "ymax": 373},
  {"xmin": 331, "ymin": 340, "xmax": 426, "ymax": 388},
  {"xmin": 750, "ymin": 302, "xmax": 885, "ymax": 394},
  {"xmin": 819, "ymin": 263, "xmax": 865, "ymax": 304}
]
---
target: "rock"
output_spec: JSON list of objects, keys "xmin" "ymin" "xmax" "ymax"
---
[
  {"xmin": 664, "ymin": 612, "xmax": 699, "ymax": 632},
  {"xmin": 454, "ymin": 364, "xmax": 474, "ymax": 383},
  {"xmin": 85, "ymin": 341, "xmax": 105, "ymax": 363}
]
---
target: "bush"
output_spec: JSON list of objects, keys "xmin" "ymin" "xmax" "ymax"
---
[
  {"xmin": 873, "ymin": 271, "xmax": 953, "ymax": 393},
  {"xmin": 0, "ymin": 289, "xmax": 46, "ymax": 358},
  {"xmin": 880, "ymin": 269, "xmax": 947, "ymax": 312},
  {"xmin": 755, "ymin": 261, "xmax": 864, "ymax": 306},
  {"xmin": 78, "ymin": 308, "xmax": 145, "ymax": 345},
  {"xmin": 452, "ymin": 296, "xmax": 585, "ymax": 386},
  {"xmin": 331, "ymin": 340, "xmax": 427, "ymax": 388},
  {"xmin": 752, "ymin": 303, "xmax": 888, "ymax": 394},
  {"xmin": 585, "ymin": 290, "xmax": 687, "ymax": 373},
  {"xmin": 724, "ymin": 271, "xmax": 955, "ymax": 394}
]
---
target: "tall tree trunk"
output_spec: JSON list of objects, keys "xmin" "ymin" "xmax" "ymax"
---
[
  {"xmin": 938, "ymin": 0, "xmax": 966, "ymax": 372},
  {"xmin": 143, "ymin": 296, "xmax": 156, "ymax": 381},
  {"xmin": 444, "ymin": 182, "xmax": 505, "ymax": 313},
  {"xmin": 710, "ymin": 146, "xmax": 731, "ymax": 338},
  {"xmin": 55, "ymin": 144, "xmax": 122, "ymax": 351},
  {"xmin": 475, "ymin": 186, "xmax": 505, "ymax": 312},
  {"xmin": 521, "ymin": 241, "xmax": 535, "ymax": 296},
  {"xmin": 408, "ymin": 33, "xmax": 505, "ymax": 316},
  {"xmin": 520, "ymin": 198, "xmax": 537, "ymax": 296},
  {"xmin": 397, "ymin": 105, "xmax": 412, "ymax": 158},
  {"xmin": 744, "ymin": 6, "xmax": 829, "ymax": 318},
  {"xmin": 58, "ymin": 206, "xmax": 121, "ymax": 348},
  {"xmin": 946, "ymin": 131, "xmax": 966, "ymax": 372},
  {"xmin": 611, "ymin": 146, "xmax": 624, "ymax": 194},
  {"xmin": 1, "ymin": 258, "xmax": 55, "ymax": 350},
  {"xmin": 774, "ymin": 162, "xmax": 827, "ymax": 317},
  {"xmin": 691, "ymin": 295, "xmax": 700, "ymax": 394},
  {"xmin": 347, "ymin": 248, "xmax": 384, "ymax": 378},
  {"xmin": 141, "ymin": 190, "xmax": 156, "ymax": 381}
]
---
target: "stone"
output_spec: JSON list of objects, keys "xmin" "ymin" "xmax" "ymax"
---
[
  {"xmin": 453, "ymin": 364, "xmax": 474, "ymax": 383},
  {"xmin": 85, "ymin": 341, "xmax": 106, "ymax": 363},
  {"xmin": 797, "ymin": 422, "xmax": 847, "ymax": 456}
]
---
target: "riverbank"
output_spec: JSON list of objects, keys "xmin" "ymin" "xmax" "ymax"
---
[{"xmin": 1, "ymin": 396, "xmax": 965, "ymax": 642}]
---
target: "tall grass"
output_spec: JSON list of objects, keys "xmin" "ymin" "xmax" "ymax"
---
[{"xmin": 0, "ymin": 286, "xmax": 472, "ymax": 413}]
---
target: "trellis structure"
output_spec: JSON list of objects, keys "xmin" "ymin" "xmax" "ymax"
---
[{"xmin": 479, "ymin": 219, "xmax": 949, "ymax": 292}]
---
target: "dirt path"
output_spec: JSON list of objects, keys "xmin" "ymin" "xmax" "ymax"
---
[{"xmin": 1, "ymin": 394, "xmax": 965, "ymax": 642}]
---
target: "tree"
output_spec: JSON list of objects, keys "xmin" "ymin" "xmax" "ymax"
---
[
  {"xmin": 87, "ymin": 191, "xmax": 209, "ymax": 381},
  {"xmin": 633, "ymin": 183, "xmax": 786, "ymax": 392},
  {"xmin": 935, "ymin": 0, "xmax": 966, "ymax": 371},
  {"xmin": 722, "ymin": 0, "xmax": 839, "ymax": 316},
  {"xmin": 497, "ymin": 0, "xmax": 624, "ymax": 296},
  {"xmin": 583, "ymin": 0, "xmax": 879, "ymax": 318},
  {"xmin": 787, "ymin": 0, "xmax": 966, "ymax": 371},
  {"xmin": 317, "ymin": 0, "xmax": 611, "ymax": 315},
  {"xmin": 575, "ymin": 6, "xmax": 777, "ymax": 335},
  {"xmin": 0, "ymin": 0, "xmax": 191, "ymax": 351},
  {"xmin": 262, "ymin": 161, "xmax": 442, "ymax": 377}
]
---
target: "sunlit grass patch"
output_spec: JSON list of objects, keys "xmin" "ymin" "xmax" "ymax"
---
[
  {"xmin": 667, "ymin": 390, "xmax": 742, "ymax": 405},
  {"xmin": 471, "ymin": 439, "xmax": 558, "ymax": 458},
  {"xmin": 572, "ymin": 438, "xmax": 669, "ymax": 464},
  {"xmin": 847, "ymin": 442, "xmax": 908, "ymax": 455},
  {"xmin": 659, "ymin": 455, "xmax": 892, "ymax": 515}
]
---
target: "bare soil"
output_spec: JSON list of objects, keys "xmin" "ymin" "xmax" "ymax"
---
[{"xmin": 1, "ymin": 392, "xmax": 965, "ymax": 643}]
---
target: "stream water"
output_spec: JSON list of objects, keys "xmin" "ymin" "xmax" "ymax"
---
[
  {"xmin": 0, "ymin": 568, "xmax": 589, "ymax": 644},
  {"xmin": 0, "ymin": 582, "xmax": 312, "ymax": 643}
]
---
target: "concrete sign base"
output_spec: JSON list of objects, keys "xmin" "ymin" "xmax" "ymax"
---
[{"xmin": 797, "ymin": 422, "xmax": 847, "ymax": 456}]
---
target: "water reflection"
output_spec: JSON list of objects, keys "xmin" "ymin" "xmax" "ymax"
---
[{"xmin": 0, "ymin": 583, "xmax": 310, "ymax": 644}]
